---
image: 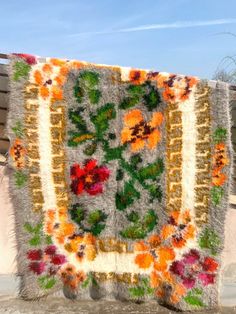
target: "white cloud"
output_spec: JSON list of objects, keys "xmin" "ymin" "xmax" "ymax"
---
[{"xmin": 69, "ymin": 18, "xmax": 236, "ymax": 37}]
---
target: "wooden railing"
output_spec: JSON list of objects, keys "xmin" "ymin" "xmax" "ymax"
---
[{"xmin": 0, "ymin": 53, "xmax": 9, "ymax": 154}]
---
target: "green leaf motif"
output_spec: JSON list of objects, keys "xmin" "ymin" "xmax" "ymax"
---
[
  {"xmin": 143, "ymin": 209, "xmax": 158, "ymax": 232},
  {"xmin": 146, "ymin": 184, "xmax": 162, "ymax": 202},
  {"xmin": 80, "ymin": 71, "xmax": 99, "ymax": 87},
  {"xmin": 12, "ymin": 121, "xmax": 24, "ymax": 138},
  {"xmin": 91, "ymin": 103, "xmax": 116, "ymax": 138},
  {"xmin": 87, "ymin": 210, "xmax": 107, "ymax": 225},
  {"xmin": 211, "ymin": 186, "xmax": 224, "ymax": 206},
  {"xmin": 70, "ymin": 204, "xmax": 85, "ymax": 224},
  {"xmin": 74, "ymin": 71, "xmax": 101, "ymax": 104},
  {"xmin": 81, "ymin": 277, "xmax": 90, "ymax": 289},
  {"xmin": 143, "ymin": 81, "xmax": 161, "ymax": 111},
  {"xmin": 115, "ymin": 181, "xmax": 140, "ymax": 211},
  {"xmin": 83, "ymin": 142, "xmax": 97, "ymax": 156},
  {"xmin": 120, "ymin": 209, "xmax": 157, "ymax": 239},
  {"xmin": 29, "ymin": 235, "xmax": 41, "ymax": 246},
  {"xmin": 88, "ymin": 89, "xmax": 101, "ymax": 104},
  {"xmin": 45, "ymin": 235, "xmax": 53, "ymax": 245},
  {"xmin": 184, "ymin": 288, "xmax": 204, "ymax": 307},
  {"xmin": 138, "ymin": 158, "xmax": 164, "ymax": 181},
  {"xmin": 23, "ymin": 222, "xmax": 35, "ymax": 234},
  {"xmin": 74, "ymin": 84, "xmax": 84, "ymax": 103},
  {"xmin": 70, "ymin": 206, "xmax": 107, "ymax": 236},
  {"xmin": 198, "ymin": 228, "xmax": 221, "ymax": 255},
  {"xmin": 119, "ymin": 85, "xmax": 145, "ymax": 110},
  {"xmin": 130, "ymin": 154, "xmax": 142, "ymax": 169},
  {"xmin": 14, "ymin": 171, "xmax": 27, "ymax": 187},
  {"xmin": 120, "ymin": 224, "xmax": 146, "ymax": 239},
  {"xmin": 104, "ymin": 145, "xmax": 125, "ymax": 162},
  {"xmin": 213, "ymin": 127, "xmax": 227, "ymax": 144},
  {"xmin": 184, "ymin": 295, "xmax": 204, "ymax": 307},
  {"xmin": 116, "ymin": 169, "xmax": 124, "ymax": 181},
  {"xmin": 90, "ymin": 223, "xmax": 106, "ymax": 236},
  {"xmin": 129, "ymin": 286, "xmax": 146, "ymax": 298},
  {"xmin": 24, "ymin": 222, "xmax": 42, "ymax": 234},
  {"xmin": 38, "ymin": 275, "xmax": 57, "ymax": 290},
  {"xmin": 126, "ymin": 211, "xmax": 140, "ymax": 223},
  {"xmin": 81, "ymin": 273, "xmax": 98, "ymax": 289},
  {"xmin": 68, "ymin": 109, "xmax": 87, "ymax": 132},
  {"xmin": 119, "ymin": 82, "xmax": 161, "ymax": 111},
  {"xmin": 128, "ymin": 277, "xmax": 154, "ymax": 299},
  {"xmin": 13, "ymin": 61, "xmax": 31, "ymax": 81}
]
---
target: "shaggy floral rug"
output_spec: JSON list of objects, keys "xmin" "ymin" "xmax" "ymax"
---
[{"xmin": 7, "ymin": 53, "xmax": 233, "ymax": 311}]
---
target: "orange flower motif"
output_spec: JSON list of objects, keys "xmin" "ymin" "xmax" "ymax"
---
[
  {"xmin": 150, "ymin": 270, "xmax": 186, "ymax": 304},
  {"xmin": 34, "ymin": 70, "xmax": 43, "ymax": 85},
  {"xmin": 10, "ymin": 139, "xmax": 26, "ymax": 169},
  {"xmin": 212, "ymin": 169, "xmax": 227, "ymax": 186},
  {"xmin": 213, "ymin": 143, "xmax": 228, "ymax": 170},
  {"xmin": 160, "ymin": 210, "xmax": 195, "ymax": 249},
  {"xmin": 52, "ymin": 86, "xmax": 63, "ymax": 100},
  {"xmin": 59, "ymin": 263, "xmax": 85, "ymax": 290},
  {"xmin": 121, "ymin": 109, "xmax": 164, "ymax": 152},
  {"xmin": 212, "ymin": 142, "xmax": 228, "ymax": 186},
  {"xmin": 54, "ymin": 222, "xmax": 76, "ymax": 244},
  {"xmin": 129, "ymin": 69, "xmax": 146, "ymax": 85},
  {"xmin": 153, "ymin": 73, "xmax": 198, "ymax": 103},
  {"xmin": 50, "ymin": 58, "xmax": 67, "ymax": 66},
  {"xmin": 64, "ymin": 233, "xmax": 97, "ymax": 262},
  {"xmin": 40, "ymin": 86, "xmax": 50, "ymax": 98},
  {"xmin": 42, "ymin": 63, "xmax": 53, "ymax": 73},
  {"xmin": 45, "ymin": 209, "xmax": 56, "ymax": 235},
  {"xmin": 134, "ymin": 234, "xmax": 175, "ymax": 272}
]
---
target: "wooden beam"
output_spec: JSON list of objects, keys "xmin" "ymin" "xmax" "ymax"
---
[
  {"xmin": 0, "ymin": 139, "xmax": 9, "ymax": 153},
  {"xmin": 0, "ymin": 93, "xmax": 8, "ymax": 109},
  {"xmin": 0, "ymin": 124, "xmax": 7, "ymax": 139},
  {"xmin": 0, "ymin": 76, "xmax": 8, "ymax": 91},
  {"xmin": 0, "ymin": 64, "xmax": 8, "ymax": 76},
  {"xmin": 0, "ymin": 109, "xmax": 7, "ymax": 124},
  {"xmin": 0, "ymin": 53, "xmax": 8, "ymax": 59}
]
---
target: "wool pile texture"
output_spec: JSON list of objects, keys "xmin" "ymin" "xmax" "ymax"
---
[{"xmin": 7, "ymin": 53, "xmax": 233, "ymax": 311}]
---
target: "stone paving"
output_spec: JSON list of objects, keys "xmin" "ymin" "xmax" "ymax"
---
[{"xmin": 0, "ymin": 296, "xmax": 236, "ymax": 314}]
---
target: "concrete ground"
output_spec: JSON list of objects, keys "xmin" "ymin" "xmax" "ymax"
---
[
  {"xmin": 0, "ymin": 275, "xmax": 236, "ymax": 314},
  {"xmin": 0, "ymin": 296, "xmax": 236, "ymax": 314}
]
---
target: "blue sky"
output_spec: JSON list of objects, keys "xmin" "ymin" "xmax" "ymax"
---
[{"xmin": 1, "ymin": 0, "xmax": 236, "ymax": 78}]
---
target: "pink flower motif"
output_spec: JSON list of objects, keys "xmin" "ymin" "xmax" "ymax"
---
[
  {"xmin": 44, "ymin": 245, "xmax": 57, "ymax": 256},
  {"xmin": 51, "ymin": 254, "xmax": 67, "ymax": 265},
  {"xmin": 170, "ymin": 261, "xmax": 185, "ymax": 276},
  {"xmin": 183, "ymin": 249, "xmax": 200, "ymax": 264},
  {"xmin": 27, "ymin": 249, "xmax": 43, "ymax": 261},
  {"xmin": 182, "ymin": 276, "xmax": 196, "ymax": 289},
  {"xmin": 170, "ymin": 249, "xmax": 218, "ymax": 290},
  {"xmin": 70, "ymin": 159, "xmax": 110, "ymax": 196},
  {"xmin": 198, "ymin": 273, "xmax": 215, "ymax": 286},
  {"xmin": 13, "ymin": 53, "xmax": 37, "ymax": 65},
  {"xmin": 27, "ymin": 245, "xmax": 67, "ymax": 276}
]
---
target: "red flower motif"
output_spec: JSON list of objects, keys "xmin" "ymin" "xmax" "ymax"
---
[
  {"xmin": 13, "ymin": 53, "xmax": 37, "ymax": 65},
  {"xmin": 70, "ymin": 159, "xmax": 110, "ymax": 196}
]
